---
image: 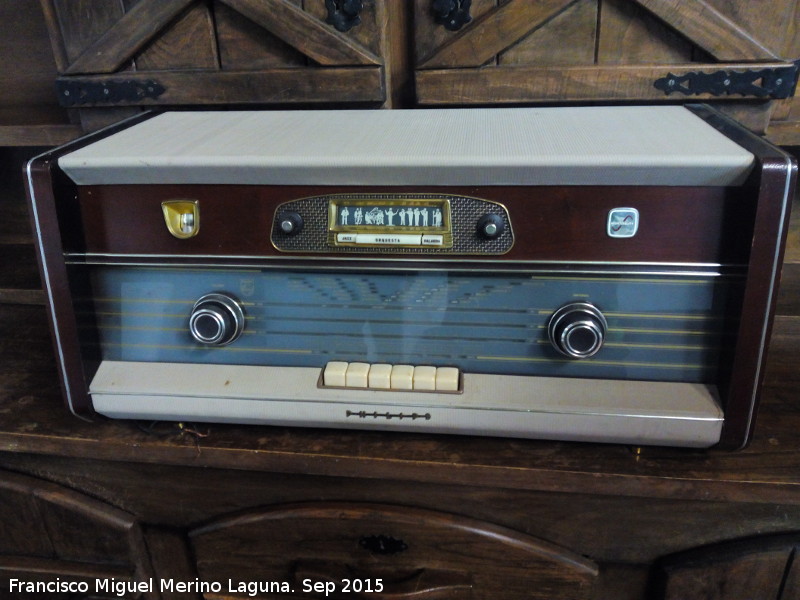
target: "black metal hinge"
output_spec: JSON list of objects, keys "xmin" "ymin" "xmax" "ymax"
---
[
  {"xmin": 654, "ymin": 60, "xmax": 800, "ymax": 100},
  {"xmin": 57, "ymin": 78, "xmax": 166, "ymax": 107}
]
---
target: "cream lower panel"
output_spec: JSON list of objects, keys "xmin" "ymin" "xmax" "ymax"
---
[{"xmin": 89, "ymin": 361, "xmax": 724, "ymax": 447}]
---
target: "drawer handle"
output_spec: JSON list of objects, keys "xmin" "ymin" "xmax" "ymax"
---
[
  {"xmin": 359, "ymin": 534, "xmax": 408, "ymax": 555},
  {"xmin": 293, "ymin": 562, "xmax": 472, "ymax": 599}
]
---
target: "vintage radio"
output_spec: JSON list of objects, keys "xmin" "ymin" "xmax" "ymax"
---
[{"xmin": 26, "ymin": 106, "xmax": 796, "ymax": 449}]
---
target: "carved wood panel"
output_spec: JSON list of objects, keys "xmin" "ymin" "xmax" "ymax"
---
[
  {"xmin": 0, "ymin": 469, "xmax": 154, "ymax": 599},
  {"xmin": 189, "ymin": 502, "xmax": 599, "ymax": 600}
]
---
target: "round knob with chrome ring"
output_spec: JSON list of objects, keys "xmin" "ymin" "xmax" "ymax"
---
[
  {"xmin": 189, "ymin": 292, "xmax": 246, "ymax": 346},
  {"xmin": 547, "ymin": 302, "xmax": 607, "ymax": 359}
]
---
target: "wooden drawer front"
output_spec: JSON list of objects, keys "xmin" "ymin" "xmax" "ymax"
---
[
  {"xmin": 41, "ymin": 0, "xmax": 386, "ymax": 111},
  {"xmin": 0, "ymin": 469, "xmax": 151, "ymax": 599},
  {"xmin": 654, "ymin": 533, "xmax": 800, "ymax": 600},
  {"xmin": 189, "ymin": 503, "xmax": 598, "ymax": 600}
]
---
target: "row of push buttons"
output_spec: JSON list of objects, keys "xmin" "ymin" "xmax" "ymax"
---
[
  {"xmin": 323, "ymin": 362, "xmax": 460, "ymax": 392},
  {"xmin": 336, "ymin": 233, "xmax": 444, "ymax": 246}
]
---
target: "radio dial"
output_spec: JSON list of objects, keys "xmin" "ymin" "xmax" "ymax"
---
[
  {"xmin": 189, "ymin": 293, "xmax": 245, "ymax": 346},
  {"xmin": 477, "ymin": 213, "xmax": 505, "ymax": 239},
  {"xmin": 548, "ymin": 302, "xmax": 607, "ymax": 359},
  {"xmin": 278, "ymin": 211, "xmax": 304, "ymax": 236}
]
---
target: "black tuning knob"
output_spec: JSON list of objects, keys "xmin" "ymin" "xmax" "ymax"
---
[
  {"xmin": 547, "ymin": 302, "xmax": 607, "ymax": 359},
  {"xmin": 189, "ymin": 293, "xmax": 246, "ymax": 346},
  {"xmin": 278, "ymin": 212, "xmax": 304, "ymax": 236},
  {"xmin": 476, "ymin": 213, "xmax": 505, "ymax": 240}
]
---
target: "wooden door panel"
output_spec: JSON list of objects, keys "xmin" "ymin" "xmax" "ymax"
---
[
  {"xmin": 675, "ymin": 0, "xmax": 798, "ymax": 59},
  {"xmin": 216, "ymin": 0, "xmax": 307, "ymax": 69},
  {"xmin": 129, "ymin": 0, "xmax": 218, "ymax": 71},
  {"xmin": 220, "ymin": 0, "xmax": 380, "ymax": 66},
  {"xmin": 499, "ymin": 0, "xmax": 597, "ymax": 66},
  {"xmin": 0, "ymin": 469, "xmax": 155, "ymax": 599},
  {"xmin": 597, "ymin": 0, "xmax": 694, "ymax": 64},
  {"xmin": 654, "ymin": 534, "xmax": 800, "ymax": 600},
  {"xmin": 48, "ymin": 0, "xmax": 129, "ymax": 69},
  {"xmin": 61, "ymin": 0, "xmax": 197, "ymax": 75},
  {"xmin": 414, "ymin": 0, "xmax": 800, "ymax": 140},
  {"xmin": 418, "ymin": 0, "xmax": 577, "ymax": 69},
  {"xmin": 415, "ymin": 0, "xmax": 498, "ymax": 69},
  {"xmin": 633, "ymin": 0, "xmax": 783, "ymax": 61},
  {"xmin": 41, "ymin": 0, "xmax": 387, "ymax": 115}
]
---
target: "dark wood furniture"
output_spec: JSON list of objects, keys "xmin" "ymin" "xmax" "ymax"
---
[
  {"xmin": 3, "ymin": 1, "xmax": 800, "ymax": 145},
  {"xmin": 2, "ymin": 2, "xmax": 800, "ymax": 597},
  {"xmin": 413, "ymin": 0, "xmax": 800, "ymax": 144},
  {"xmin": 1, "ymin": 141, "xmax": 800, "ymax": 598}
]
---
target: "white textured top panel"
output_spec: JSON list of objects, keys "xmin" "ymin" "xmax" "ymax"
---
[{"xmin": 58, "ymin": 107, "xmax": 755, "ymax": 186}]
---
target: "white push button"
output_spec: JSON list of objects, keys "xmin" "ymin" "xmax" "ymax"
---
[
  {"xmin": 390, "ymin": 365, "xmax": 414, "ymax": 390},
  {"xmin": 356, "ymin": 234, "xmax": 422, "ymax": 246},
  {"xmin": 421, "ymin": 235, "xmax": 444, "ymax": 246},
  {"xmin": 323, "ymin": 361, "xmax": 461, "ymax": 393},
  {"xmin": 337, "ymin": 233, "xmax": 358, "ymax": 243},
  {"xmin": 413, "ymin": 366, "xmax": 437, "ymax": 390},
  {"xmin": 323, "ymin": 361, "xmax": 348, "ymax": 387},
  {"xmin": 436, "ymin": 367, "xmax": 460, "ymax": 391},
  {"xmin": 346, "ymin": 362, "xmax": 370, "ymax": 388},
  {"xmin": 368, "ymin": 363, "xmax": 392, "ymax": 389}
]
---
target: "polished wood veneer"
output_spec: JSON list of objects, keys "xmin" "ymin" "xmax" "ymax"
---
[{"xmin": 75, "ymin": 184, "xmax": 754, "ymax": 265}]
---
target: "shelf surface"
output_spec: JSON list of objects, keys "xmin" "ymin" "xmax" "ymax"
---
[{"xmin": 0, "ymin": 300, "xmax": 799, "ymax": 506}]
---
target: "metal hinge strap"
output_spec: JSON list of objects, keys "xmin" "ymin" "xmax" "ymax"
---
[{"xmin": 654, "ymin": 60, "xmax": 800, "ymax": 99}]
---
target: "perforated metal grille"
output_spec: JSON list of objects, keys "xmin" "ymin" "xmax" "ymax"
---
[{"xmin": 271, "ymin": 194, "xmax": 512, "ymax": 254}]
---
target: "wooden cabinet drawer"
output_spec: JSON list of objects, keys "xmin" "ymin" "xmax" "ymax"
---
[
  {"xmin": 0, "ymin": 469, "xmax": 152, "ymax": 599},
  {"xmin": 189, "ymin": 502, "xmax": 598, "ymax": 599}
]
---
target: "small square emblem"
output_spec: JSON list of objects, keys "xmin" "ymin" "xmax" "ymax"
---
[{"xmin": 607, "ymin": 208, "xmax": 639, "ymax": 238}]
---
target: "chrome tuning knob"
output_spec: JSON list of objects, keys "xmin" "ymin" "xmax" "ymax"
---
[
  {"xmin": 189, "ymin": 293, "xmax": 245, "ymax": 346},
  {"xmin": 547, "ymin": 302, "xmax": 607, "ymax": 359}
]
